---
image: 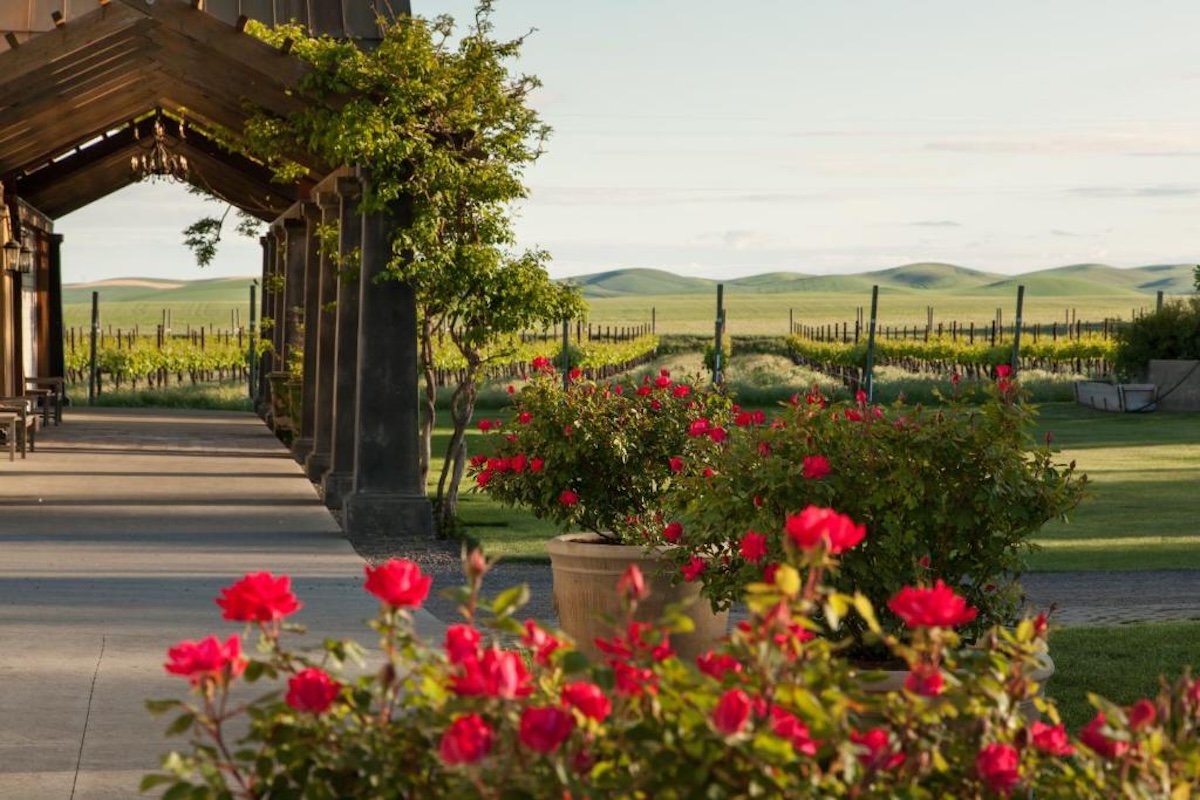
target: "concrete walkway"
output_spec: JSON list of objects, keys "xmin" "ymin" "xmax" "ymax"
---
[{"xmin": 0, "ymin": 408, "xmax": 443, "ymax": 800}]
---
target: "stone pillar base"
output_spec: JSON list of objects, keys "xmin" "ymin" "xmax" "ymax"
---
[
  {"xmin": 322, "ymin": 471, "xmax": 354, "ymax": 511},
  {"xmin": 304, "ymin": 453, "xmax": 331, "ymax": 483},
  {"xmin": 292, "ymin": 436, "xmax": 314, "ymax": 465},
  {"xmin": 344, "ymin": 492, "xmax": 434, "ymax": 552}
]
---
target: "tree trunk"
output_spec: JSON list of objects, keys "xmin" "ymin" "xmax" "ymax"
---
[
  {"xmin": 436, "ymin": 358, "xmax": 480, "ymax": 534},
  {"xmin": 418, "ymin": 316, "xmax": 436, "ymax": 489}
]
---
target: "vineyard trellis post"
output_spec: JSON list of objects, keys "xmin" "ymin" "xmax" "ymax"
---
[
  {"xmin": 1011, "ymin": 285, "xmax": 1025, "ymax": 378},
  {"xmin": 864, "ymin": 285, "xmax": 879, "ymax": 402},
  {"xmin": 88, "ymin": 291, "xmax": 98, "ymax": 403},
  {"xmin": 713, "ymin": 284, "xmax": 726, "ymax": 387},
  {"xmin": 248, "ymin": 282, "xmax": 257, "ymax": 399},
  {"xmin": 561, "ymin": 319, "xmax": 570, "ymax": 391}
]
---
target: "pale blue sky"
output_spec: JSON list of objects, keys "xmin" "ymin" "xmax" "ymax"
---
[{"xmin": 60, "ymin": 1, "xmax": 1200, "ymax": 283}]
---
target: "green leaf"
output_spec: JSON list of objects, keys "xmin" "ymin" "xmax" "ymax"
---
[
  {"xmin": 165, "ymin": 713, "xmax": 197, "ymax": 737},
  {"xmin": 145, "ymin": 698, "xmax": 181, "ymax": 715},
  {"xmin": 490, "ymin": 583, "xmax": 530, "ymax": 619}
]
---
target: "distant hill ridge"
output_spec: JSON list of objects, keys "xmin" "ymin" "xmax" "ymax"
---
[{"xmin": 64, "ymin": 263, "xmax": 1197, "ymax": 304}]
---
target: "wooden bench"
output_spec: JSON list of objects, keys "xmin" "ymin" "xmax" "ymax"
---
[
  {"xmin": 0, "ymin": 412, "xmax": 16, "ymax": 461},
  {"xmin": 0, "ymin": 398, "xmax": 37, "ymax": 457},
  {"xmin": 24, "ymin": 376, "xmax": 64, "ymax": 425}
]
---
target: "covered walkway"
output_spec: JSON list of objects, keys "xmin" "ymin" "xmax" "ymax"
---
[{"xmin": 0, "ymin": 407, "xmax": 443, "ymax": 799}]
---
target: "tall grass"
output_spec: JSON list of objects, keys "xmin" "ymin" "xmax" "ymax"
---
[{"xmin": 78, "ymin": 381, "xmax": 254, "ymax": 411}]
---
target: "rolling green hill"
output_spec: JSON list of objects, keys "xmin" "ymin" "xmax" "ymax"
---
[{"xmin": 63, "ymin": 276, "xmax": 254, "ymax": 305}]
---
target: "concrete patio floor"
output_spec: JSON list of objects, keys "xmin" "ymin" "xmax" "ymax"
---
[{"xmin": 0, "ymin": 407, "xmax": 444, "ymax": 800}]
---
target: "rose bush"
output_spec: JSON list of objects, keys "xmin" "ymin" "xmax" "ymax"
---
[
  {"xmin": 469, "ymin": 359, "xmax": 732, "ymax": 543},
  {"xmin": 663, "ymin": 371, "xmax": 1087, "ymax": 651},
  {"xmin": 147, "ymin": 506, "xmax": 1200, "ymax": 799}
]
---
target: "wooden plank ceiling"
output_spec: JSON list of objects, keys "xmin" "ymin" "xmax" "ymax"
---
[{"xmin": 0, "ymin": 0, "xmax": 332, "ymax": 220}]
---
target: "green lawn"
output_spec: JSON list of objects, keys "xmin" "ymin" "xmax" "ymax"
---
[{"xmin": 1029, "ymin": 404, "xmax": 1200, "ymax": 572}]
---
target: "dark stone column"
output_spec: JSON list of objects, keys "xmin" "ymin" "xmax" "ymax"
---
[
  {"xmin": 292, "ymin": 204, "xmax": 321, "ymax": 465},
  {"xmin": 254, "ymin": 234, "xmax": 274, "ymax": 417},
  {"xmin": 270, "ymin": 225, "xmax": 287, "ymax": 383},
  {"xmin": 343, "ymin": 186, "xmax": 433, "ymax": 544},
  {"xmin": 46, "ymin": 234, "xmax": 65, "ymax": 400},
  {"xmin": 322, "ymin": 178, "xmax": 362, "ymax": 510},
  {"xmin": 305, "ymin": 192, "xmax": 340, "ymax": 481},
  {"xmin": 282, "ymin": 217, "xmax": 306, "ymax": 375}
]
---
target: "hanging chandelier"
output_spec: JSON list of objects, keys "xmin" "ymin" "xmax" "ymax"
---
[{"xmin": 131, "ymin": 113, "xmax": 189, "ymax": 182}]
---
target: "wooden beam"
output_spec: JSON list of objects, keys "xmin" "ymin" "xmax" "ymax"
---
[
  {"xmin": 0, "ymin": 2, "xmax": 144, "ymax": 86},
  {"xmin": 4, "ymin": 33, "xmax": 19, "ymax": 50}
]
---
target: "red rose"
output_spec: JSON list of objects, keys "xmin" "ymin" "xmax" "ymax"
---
[
  {"xmin": 439, "ymin": 714, "xmax": 493, "ymax": 765},
  {"xmin": 680, "ymin": 556, "xmax": 706, "ymax": 582},
  {"xmin": 216, "ymin": 571, "xmax": 302, "ymax": 623},
  {"xmin": 783, "ymin": 506, "xmax": 866, "ymax": 554},
  {"xmin": 697, "ymin": 650, "xmax": 743, "ymax": 681},
  {"xmin": 850, "ymin": 727, "xmax": 905, "ymax": 770},
  {"xmin": 1079, "ymin": 712, "xmax": 1130, "ymax": 759},
  {"xmin": 445, "ymin": 624, "xmax": 481, "ymax": 664},
  {"xmin": 739, "ymin": 530, "xmax": 768, "ymax": 564},
  {"xmin": 769, "ymin": 707, "xmax": 817, "ymax": 756},
  {"xmin": 165, "ymin": 634, "xmax": 246, "ymax": 686},
  {"xmin": 996, "ymin": 364, "xmax": 1012, "ymax": 378},
  {"xmin": 1128, "ymin": 698, "xmax": 1157, "ymax": 730},
  {"xmin": 522, "ymin": 620, "xmax": 561, "ymax": 666},
  {"xmin": 668, "ymin": 456, "xmax": 685, "ymax": 473},
  {"xmin": 517, "ymin": 411, "xmax": 532, "ymax": 424},
  {"xmin": 976, "ymin": 743, "xmax": 1020, "ymax": 795},
  {"xmin": 904, "ymin": 663, "xmax": 944, "ymax": 697},
  {"xmin": 559, "ymin": 489, "xmax": 579, "ymax": 507},
  {"xmin": 801, "ymin": 454, "xmax": 831, "ymax": 481},
  {"xmin": 450, "ymin": 648, "xmax": 532, "ymax": 699},
  {"xmin": 519, "ymin": 706, "xmax": 575, "ymax": 753},
  {"xmin": 887, "ymin": 580, "xmax": 978, "ymax": 629},
  {"xmin": 562, "ymin": 681, "xmax": 612, "ymax": 722},
  {"xmin": 1029, "ymin": 721, "xmax": 1074, "ymax": 756},
  {"xmin": 712, "ymin": 688, "xmax": 752, "ymax": 736},
  {"xmin": 612, "ymin": 661, "xmax": 657, "ymax": 696},
  {"xmin": 672, "ymin": 383, "xmax": 691, "ymax": 397},
  {"xmin": 364, "ymin": 559, "xmax": 432, "ymax": 609},
  {"xmin": 688, "ymin": 419, "xmax": 711, "ymax": 437},
  {"xmin": 477, "ymin": 418, "xmax": 493, "ymax": 431},
  {"xmin": 285, "ymin": 667, "xmax": 340, "ymax": 714},
  {"xmin": 530, "ymin": 457, "xmax": 544, "ymax": 472},
  {"xmin": 663, "ymin": 521, "xmax": 684, "ymax": 544}
]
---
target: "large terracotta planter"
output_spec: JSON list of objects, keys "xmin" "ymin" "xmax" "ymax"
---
[{"xmin": 546, "ymin": 533, "xmax": 728, "ymax": 663}]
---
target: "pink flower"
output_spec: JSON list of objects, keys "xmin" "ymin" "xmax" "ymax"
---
[
  {"xmin": 739, "ymin": 530, "xmax": 768, "ymax": 564},
  {"xmin": 617, "ymin": 564, "xmax": 648, "ymax": 601},
  {"xmin": 285, "ymin": 667, "xmax": 340, "ymax": 714},
  {"xmin": 165, "ymin": 635, "xmax": 246, "ymax": 686},
  {"xmin": 712, "ymin": 688, "xmax": 752, "ymax": 736},
  {"xmin": 1029, "ymin": 721, "xmax": 1074, "ymax": 756},
  {"xmin": 364, "ymin": 559, "xmax": 432, "ymax": 609},
  {"xmin": 445, "ymin": 624, "xmax": 481, "ymax": 664},
  {"xmin": 887, "ymin": 580, "xmax": 978, "ymax": 629},
  {"xmin": 215, "ymin": 571, "xmax": 302, "ymax": 623},
  {"xmin": 519, "ymin": 706, "xmax": 574, "ymax": 753},
  {"xmin": 802, "ymin": 455, "xmax": 831, "ymax": 481},
  {"xmin": 663, "ymin": 521, "xmax": 684, "ymax": 544},
  {"xmin": 559, "ymin": 489, "xmax": 579, "ymax": 506},
  {"xmin": 668, "ymin": 456, "xmax": 685, "ymax": 473},
  {"xmin": 1079, "ymin": 712, "xmax": 1129, "ymax": 759},
  {"xmin": 976, "ymin": 743, "xmax": 1020, "ymax": 795},
  {"xmin": 439, "ymin": 714, "xmax": 493, "ymax": 765},
  {"xmin": 783, "ymin": 506, "xmax": 866, "ymax": 554},
  {"xmin": 562, "ymin": 681, "xmax": 611, "ymax": 722},
  {"xmin": 680, "ymin": 556, "xmax": 706, "ymax": 582}
]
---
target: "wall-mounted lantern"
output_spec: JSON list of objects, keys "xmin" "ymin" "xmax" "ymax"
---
[{"xmin": 2, "ymin": 240, "xmax": 19, "ymax": 274}]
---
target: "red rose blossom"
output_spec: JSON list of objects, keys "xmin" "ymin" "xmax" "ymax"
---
[
  {"xmin": 1079, "ymin": 712, "xmax": 1130, "ymax": 759},
  {"xmin": 697, "ymin": 650, "xmax": 743, "ymax": 681},
  {"xmin": 739, "ymin": 530, "xmax": 768, "ymax": 564},
  {"xmin": 1128, "ymin": 698, "xmax": 1157, "ymax": 730},
  {"xmin": 439, "ymin": 714, "xmax": 493, "ymax": 765},
  {"xmin": 1029, "ymin": 721, "xmax": 1074, "ymax": 756},
  {"xmin": 769, "ymin": 707, "xmax": 817, "ymax": 756},
  {"xmin": 285, "ymin": 667, "xmax": 340, "ymax": 714},
  {"xmin": 668, "ymin": 456, "xmax": 685, "ymax": 472},
  {"xmin": 445, "ymin": 624, "xmax": 482, "ymax": 664},
  {"xmin": 364, "ymin": 559, "xmax": 432, "ymax": 609},
  {"xmin": 904, "ymin": 663, "xmax": 944, "ymax": 697},
  {"xmin": 215, "ymin": 571, "xmax": 302, "ymax": 623},
  {"xmin": 802, "ymin": 454, "xmax": 831, "ymax": 481},
  {"xmin": 663, "ymin": 521, "xmax": 683, "ymax": 543},
  {"xmin": 165, "ymin": 634, "xmax": 246, "ymax": 686},
  {"xmin": 450, "ymin": 648, "xmax": 533, "ymax": 699},
  {"xmin": 617, "ymin": 564, "xmax": 648, "ymax": 601},
  {"xmin": 887, "ymin": 580, "xmax": 978, "ymax": 629},
  {"xmin": 976, "ymin": 743, "xmax": 1020, "ymax": 795},
  {"xmin": 561, "ymin": 681, "xmax": 612, "ymax": 722},
  {"xmin": 519, "ymin": 706, "xmax": 575, "ymax": 753},
  {"xmin": 850, "ymin": 727, "xmax": 905, "ymax": 770},
  {"xmin": 783, "ymin": 506, "xmax": 866, "ymax": 554},
  {"xmin": 559, "ymin": 489, "xmax": 579, "ymax": 506},
  {"xmin": 712, "ymin": 688, "xmax": 752, "ymax": 736},
  {"xmin": 680, "ymin": 556, "xmax": 706, "ymax": 582}
]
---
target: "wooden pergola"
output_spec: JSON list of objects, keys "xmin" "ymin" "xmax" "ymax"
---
[{"xmin": 0, "ymin": 0, "xmax": 433, "ymax": 543}]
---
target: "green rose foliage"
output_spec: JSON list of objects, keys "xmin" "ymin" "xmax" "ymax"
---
[
  {"xmin": 666, "ymin": 377, "xmax": 1086, "ymax": 650},
  {"xmin": 148, "ymin": 545, "xmax": 1200, "ymax": 799},
  {"xmin": 470, "ymin": 364, "xmax": 733, "ymax": 543}
]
